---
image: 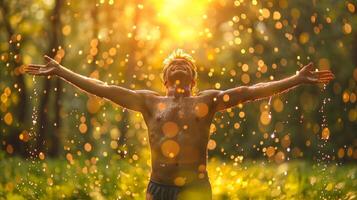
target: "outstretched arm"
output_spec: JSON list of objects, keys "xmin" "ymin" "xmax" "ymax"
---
[
  {"xmin": 24, "ymin": 55, "xmax": 158, "ymax": 113},
  {"xmin": 210, "ymin": 62, "xmax": 334, "ymax": 112}
]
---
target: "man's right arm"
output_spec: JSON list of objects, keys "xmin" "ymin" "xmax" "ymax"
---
[
  {"xmin": 57, "ymin": 65, "xmax": 159, "ymax": 113},
  {"xmin": 25, "ymin": 55, "xmax": 159, "ymax": 113}
]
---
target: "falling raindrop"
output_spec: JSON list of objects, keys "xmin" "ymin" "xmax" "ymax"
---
[
  {"xmin": 316, "ymin": 84, "xmax": 335, "ymax": 199},
  {"xmin": 17, "ymin": 75, "xmax": 42, "ymax": 195}
]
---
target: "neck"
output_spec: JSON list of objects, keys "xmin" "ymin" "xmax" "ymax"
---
[{"xmin": 166, "ymin": 85, "xmax": 191, "ymax": 98}]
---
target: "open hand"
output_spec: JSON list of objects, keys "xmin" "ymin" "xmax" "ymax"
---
[
  {"xmin": 298, "ymin": 62, "xmax": 335, "ymax": 84},
  {"xmin": 24, "ymin": 55, "xmax": 60, "ymax": 76}
]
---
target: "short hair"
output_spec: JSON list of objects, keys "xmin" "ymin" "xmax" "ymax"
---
[{"xmin": 161, "ymin": 49, "xmax": 198, "ymax": 83}]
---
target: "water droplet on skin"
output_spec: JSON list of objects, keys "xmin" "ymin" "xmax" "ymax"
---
[{"xmin": 268, "ymin": 96, "xmax": 272, "ymax": 105}]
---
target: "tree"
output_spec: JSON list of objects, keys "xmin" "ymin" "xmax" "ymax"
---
[
  {"xmin": 0, "ymin": 0, "xmax": 28, "ymax": 156},
  {"xmin": 36, "ymin": 0, "xmax": 63, "ymax": 157}
]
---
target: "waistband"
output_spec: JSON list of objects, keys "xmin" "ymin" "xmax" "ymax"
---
[{"xmin": 149, "ymin": 175, "xmax": 210, "ymax": 188}]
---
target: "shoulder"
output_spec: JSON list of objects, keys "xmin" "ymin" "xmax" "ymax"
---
[
  {"xmin": 196, "ymin": 89, "xmax": 221, "ymax": 97},
  {"xmin": 195, "ymin": 89, "xmax": 222, "ymax": 104},
  {"xmin": 134, "ymin": 90, "xmax": 162, "ymax": 115},
  {"xmin": 135, "ymin": 90, "xmax": 161, "ymax": 97}
]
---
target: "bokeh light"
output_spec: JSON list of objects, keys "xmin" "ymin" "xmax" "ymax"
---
[{"xmin": 0, "ymin": 0, "xmax": 356, "ymax": 199}]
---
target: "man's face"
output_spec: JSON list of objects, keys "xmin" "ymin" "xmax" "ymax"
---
[{"xmin": 165, "ymin": 58, "xmax": 195, "ymax": 87}]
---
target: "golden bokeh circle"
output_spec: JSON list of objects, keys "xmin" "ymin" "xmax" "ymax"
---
[
  {"xmin": 79, "ymin": 123, "xmax": 87, "ymax": 134},
  {"xmin": 39, "ymin": 152, "xmax": 45, "ymax": 160},
  {"xmin": 194, "ymin": 103, "xmax": 209, "ymax": 118},
  {"xmin": 223, "ymin": 94, "xmax": 230, "ymax": 102},
  {"xmin": 157, "ymin": 102, "xmax": 167, "ymax": 111},
  {"xmin": 84, "ymin": 143, "xmax": 92, "ymax": 152},
  {"xmin": 266, "ymin": 146, "xmax": 276, "ymax": 157},
  {"xmin": 260, "ymin": 111, "xmax": 271, "ymax": 125},
  {"xmin": 207, "ymin": 139, "xmax": 216, "ymax": 150},
  {"xmin": 274, "ymin": 151, "xmax": 285, "ymax": 163},
  {"xmin": 161, "ymin": 140, "xmax": 180, "ymax": 158},
  {"xmin": 321, "ymin": 127, "xmax": 330, "ymax": 140},
  {"xmin": 162, "ymin": 121, "xmax": 179, "ymax": 138},
  {"xmin": 174, "ymin": 176, "xmax": 186, "ymax": 186}
]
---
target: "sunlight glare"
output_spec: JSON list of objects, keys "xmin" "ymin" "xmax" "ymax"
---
[{"xmin": 155, "ymin": 0, "xmax": 210, "ymax": 44}]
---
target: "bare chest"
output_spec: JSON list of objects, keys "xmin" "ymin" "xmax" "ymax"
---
[
  {"xmin": 144, "ymin": 98, "xmax": 213, "ymax": 140},
  {"xmin": 153, "ymin": 99, "xmax": 210, "ymax": 124}
]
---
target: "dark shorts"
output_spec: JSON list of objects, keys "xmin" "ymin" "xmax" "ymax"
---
[{"xmin": 146, "ymin": 179, "xmax": 212, "ymax": 200}]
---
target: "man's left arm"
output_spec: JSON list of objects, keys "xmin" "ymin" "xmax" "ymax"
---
[{"xmin": 211, "ymin": 62, "xmax": 335, "ymax": 112}]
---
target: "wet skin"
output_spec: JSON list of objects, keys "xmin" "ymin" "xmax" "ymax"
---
[
  {"xmin": 25, "ymin": 56, "xmax": 335, "ymax": 186},
  {"xmin": 132, "ymin": 58, "xmax": 219, "ymax": 185},
  {"xmin": 142, "ymin": 93, "xmax": 217, "ymax": 185}
]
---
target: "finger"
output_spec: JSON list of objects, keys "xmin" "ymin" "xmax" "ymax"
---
[
  {"xmin": 318, "ymin": 79, "xmax": 333, "ymax": 83},
  {"xmin": 314, "ymin": 70, "xmax": 331, "ymax": 73},
  {"xmin": 317, "ymin": 71, "xmax": 334, "ymax": 76},
  {"xmin": 318, "ymin": 72, "xmax": 335, "ymax": 77},
  {"xmin": 24, "ymin": 67, "xmax": 34, "ymax": 71},
  {"xmin": 315, "ymin": 71, "xmax": 333, "ymax": 74},
  {"xmin": 44, "ymin": 55, "xmax": 55, "ymax": 63},
  {"xmin": 318, "ymin": 78, "xmax": 331, "ymax": 82},
  {"xmin": 24, "ymin": 66, "xmax": 41, "ymax": 71},
  {"xmin": 306, "ymin": 62, "xmax": 314, "ymax": 70},
  {"xmin": 26, "ymin": 70, "xmax": 40, "ymax": 75},
  {"xmin": 24, "ymin": 67, "xmax": 41, "ymax": 72},
  {"xmin": 313, "ymin": 72, "xmax": 335, "ymax": 78},
  {"xmin": 317, "ymin": 74, "xmax": 335, "ymax": 79},
  {"xmin": 318, "ymin": 80, "xmax": 331, "ymax": 84},
  {"xmin": 319, "ymin": 78, "xmax": 333, "ymax": 81},
  {"xmin": 24, "ymin": 68, "xmax": 38, "ymax": 73},
  {"xmin": 24, "ymin": 69, "xmax": 40, "ymax": 73},
  {"xmin": 28, "ymin": 64, "xmax": 44, "ymax": 68},
  {"xmin": 318, "ymin": 81, "xmax": 330, "ymax": 83},
  {"xmin": 313, "ymin": 71, "xmax": 332, "ymax": 76},
  {"xmin": 319, "ymin": 75, "xmax": 335, "ymax": 79},
  {"xmin": 314, "ymin": 70, "xmax": 334, "ymax": 75}
]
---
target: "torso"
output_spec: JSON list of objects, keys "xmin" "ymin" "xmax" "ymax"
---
[{"xmin": 141, "ymin": 93, "xmax": 217, "ymax": 186}]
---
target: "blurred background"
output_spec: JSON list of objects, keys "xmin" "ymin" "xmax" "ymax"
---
[{"xmin": 0, "ymin": 0, "xmax": 356, "ymax": 199}]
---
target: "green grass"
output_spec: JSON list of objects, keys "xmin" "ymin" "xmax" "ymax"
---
[{"xmin": 0, "ymin": 153, "xmax": 356, "ymax": 200}]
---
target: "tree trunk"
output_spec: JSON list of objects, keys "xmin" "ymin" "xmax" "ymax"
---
[
  {"xmin": 83, "ymin": 3, "xmax": 101, "ymax": 156},
  {"xmin": 0, "ymin": 0, "xmax": 28, "ymax": 156},
  {"xmin": 118, "ymin": 0, "xmax": 143, "ymax": 155},
  {"xmin": 48, "ymin": 0, "xmax": 63, "ymax": 157},
  {"xmin": 37, "ymin": 0, "xmax": 63, "ymax": 156}
]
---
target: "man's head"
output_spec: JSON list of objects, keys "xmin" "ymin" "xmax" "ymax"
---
[{"xmin": 162, "ymin": 49, "xmax": 197, "ymax": 90}]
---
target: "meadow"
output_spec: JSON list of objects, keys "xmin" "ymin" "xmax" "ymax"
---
[{"xmin": 1, "ymin": 151, "xmax": 356, "ymax": 200}]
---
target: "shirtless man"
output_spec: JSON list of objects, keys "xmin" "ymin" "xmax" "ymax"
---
[{"xmin": 24, "ymin": 49, "xmax": 334, "ymax": 199}]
